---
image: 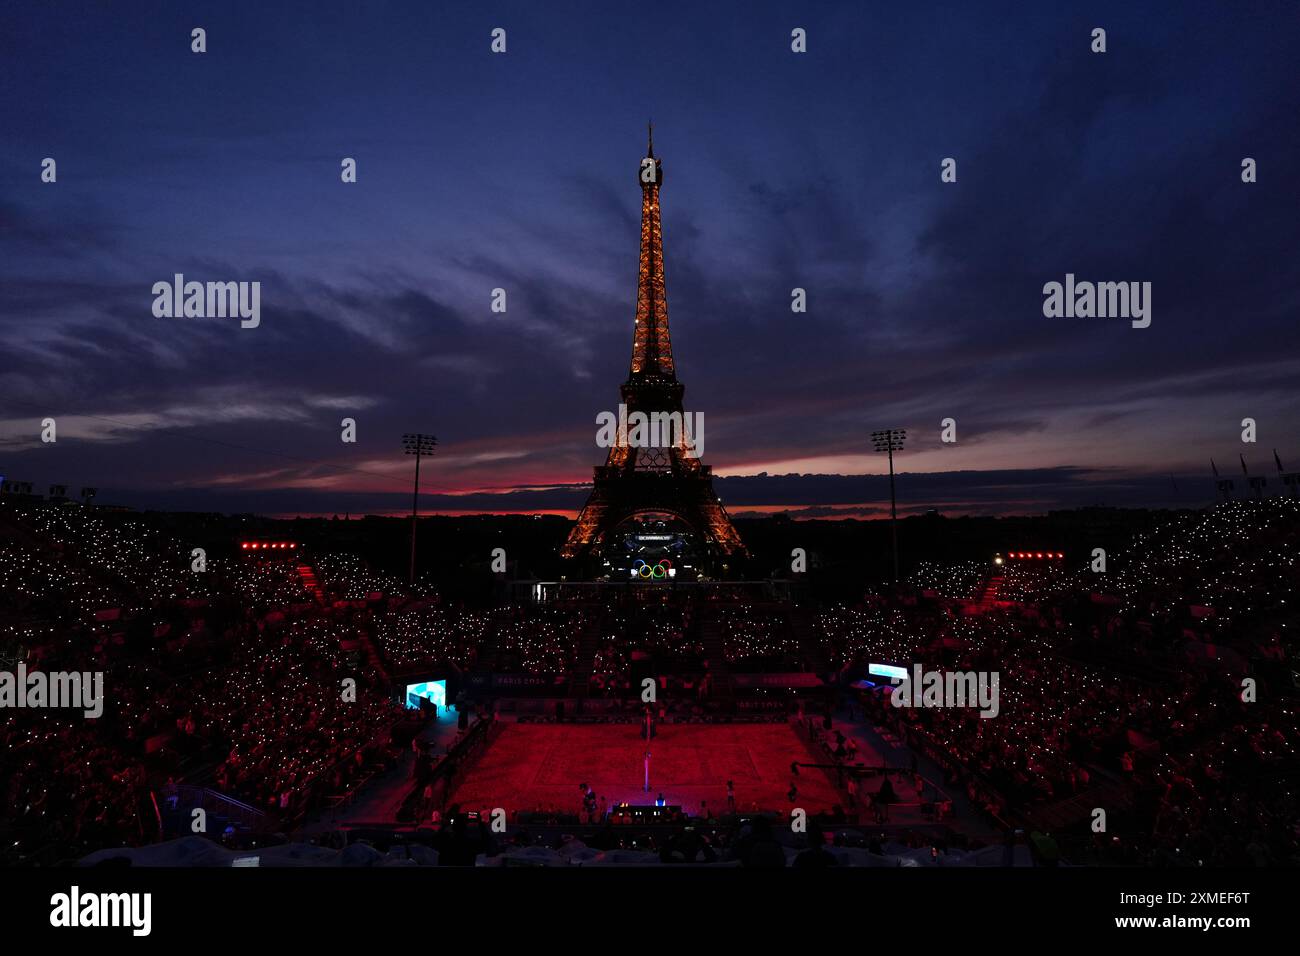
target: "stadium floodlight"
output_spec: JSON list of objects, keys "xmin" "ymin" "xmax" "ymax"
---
[
  {"xmin": 1240, "ymin": 453, "xmax": 1268, "ymax": 500},
  {"xmin": 1276, "ymin": 449, "xmax": 1300, "ymax": 498},
  {"xmin": 401, "ymin": 434, "xmax": 438, "ymax": 584},
  {"xmin": 871, "ymin": 428, "xmax": 906, "ymax": 582},
  {"xmin": 1210, "ymin": 459, "xmax": 1233, "ymax": 502}
]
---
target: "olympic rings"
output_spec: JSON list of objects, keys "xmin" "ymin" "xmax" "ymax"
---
[{"xmin": 632, "ymin": 558, "xmax": 673, "ymax": 580}]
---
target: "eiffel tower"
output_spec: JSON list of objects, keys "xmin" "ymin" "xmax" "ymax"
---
[{"xmin": 561, "ymin": 127, "xmax": 746, "ymax": 576}]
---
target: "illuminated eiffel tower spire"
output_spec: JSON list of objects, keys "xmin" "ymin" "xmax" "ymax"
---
[{"xmin": 630, "ymin": 120, "xmax": 674, "ymax": 380}]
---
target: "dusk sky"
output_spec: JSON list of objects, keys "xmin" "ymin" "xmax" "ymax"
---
[{"xmin": 2, "ymin": 1, "xmax": 1298, "ymax": 519}]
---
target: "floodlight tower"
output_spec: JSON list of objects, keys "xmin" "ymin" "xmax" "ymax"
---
[
  {"xmin": 872, "ymin": 428, "xmax": 906, "ymax": 582},
  {"xmin": 1276, "ymin": 450, "xmax": 1300, "ymax": 498},
  {"xmin": 1242, "ymin": 454, "xmax": 1268, "ymax": 500},
  {"xmin": 402, "ymin": 434, "xmax": 437, "ymax": 585},
  {"xmin": 1211, "ymin": 459, "xmax": 1234, "ymax": 502}
]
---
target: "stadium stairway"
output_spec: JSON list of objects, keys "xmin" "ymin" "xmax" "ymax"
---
[
  {"xmin": 1029, "ymin": 779, "xmax": 1132, "ymax": 831},
  {"xmin": 357, "ymin": 632, "xmax": 391, "ymax": 683},
  {"xmin": 296, "ymin": 562, "xmax": 326, "ymax": 604},
  {"xmin": 567, "ymin": 609, "xmax": 606, "ymax": 698},
  {"xmin": 698, "ymin": 613, "xmax": 735, "ymax": 699},
  {"xmin": 297, "ymin": 559, "xmax": 390, "ymax": 681},
  {"xmin": 973, "ymin": 572, "xmax": 1004, "ymax": 611},
  {"xmin": 156, "ymin": 786, "xmax": 268, "ymax": 842},
  {"xmin": 787, "ymin": 605, "xmax": 824, "ymax": 670}
]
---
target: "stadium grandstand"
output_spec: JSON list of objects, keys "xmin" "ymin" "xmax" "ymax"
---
[{"xmin": 1, "ymin": 495, "xmax": 1295, "ymax": 867}]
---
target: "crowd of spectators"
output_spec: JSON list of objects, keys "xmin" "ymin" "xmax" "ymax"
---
[
  {"xmin": 718, "ymin": 604, "xmax": 801, "ymax": 664},
  {"xmin": 312, "ymin": 552, "xmax": 411, "ymax": 601},
  {"xmin": 908, "ymin": 560, "xmax": 987, "ymax": 600},
  {"xmin": 490, "ymin": 607, "xmax": 588, "ymax": 672},
  {"xmin": 3, "ymin": 497, "xmax": 1296, "ymax": 866},
  {"xmin": 0, "ymin": 502, "xmax": 409, "ymax": 863},
  {"xmin": 371, "ymin": 606, "xmax": 489, "ymax": 670},
  {"xmin": 822, "ymin": 500, "xmax": 1299, "ymax": 865}
]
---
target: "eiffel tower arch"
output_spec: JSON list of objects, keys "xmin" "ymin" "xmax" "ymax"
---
[{"xmin": 562, "ymin": 128, "xmax": 747, "ymax": 579}]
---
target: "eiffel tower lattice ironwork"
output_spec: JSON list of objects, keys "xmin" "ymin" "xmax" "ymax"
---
[{"xmin": 561, "ymin": 127, "xmax": 746, "ymax": 571}]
